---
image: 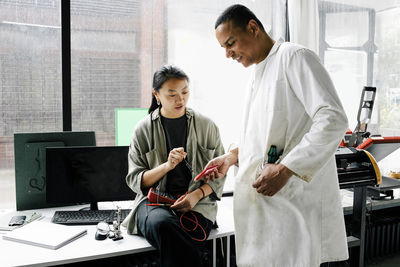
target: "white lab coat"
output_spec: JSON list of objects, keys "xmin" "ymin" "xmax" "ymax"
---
[{"xmin": 234, "ymin": 39, "xmax": 349, "ymax": 267}]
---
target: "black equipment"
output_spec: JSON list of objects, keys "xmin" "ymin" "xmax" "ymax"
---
[
  {"xmin": 335, "ymin": 147, "xmax": 381, "ymax": 189},
  {"xmin": 348, "ymin": 86, "xmax": 376, "ymax": 147}
]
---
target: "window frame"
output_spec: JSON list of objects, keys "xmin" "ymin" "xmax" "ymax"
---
[{"xmin": 318, "ymin": 1, "xmax": 377, "ymax": 86}]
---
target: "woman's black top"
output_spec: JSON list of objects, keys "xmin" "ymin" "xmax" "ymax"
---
[{"xmin": 160, "ymin": 114, "xmax": 192, "ymax": 196}]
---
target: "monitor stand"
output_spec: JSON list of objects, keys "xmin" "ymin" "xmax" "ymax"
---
[
  {"xmin": 79, "ymin": 202, "xmax": 99, "ymax": 211},
  {"xmin": 90, "ymin": 202, "xmax": 99, "ymax": 210}
]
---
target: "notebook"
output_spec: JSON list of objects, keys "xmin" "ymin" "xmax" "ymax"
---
[{"xmin": 2, "ymin": 221, "xmax": 87, "ymax": 249}]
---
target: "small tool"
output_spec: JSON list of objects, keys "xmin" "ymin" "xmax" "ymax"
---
[{"xmin": 267, "ymin": 145, "xmax": 277, "ymax": 163}]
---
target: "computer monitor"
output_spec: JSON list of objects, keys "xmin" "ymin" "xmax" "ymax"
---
[
  {"xmin": 14, "ymin": 131, "xmax": 96, "ymax": 210},
  {"xmin": 46, "ymin": 146, "xmax": 135, "ymax": 210}
]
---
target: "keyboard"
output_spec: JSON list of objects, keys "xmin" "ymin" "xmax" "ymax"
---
[{"xmin": 51, "ymin": 209, "xmax": 131, "ymax": 225}]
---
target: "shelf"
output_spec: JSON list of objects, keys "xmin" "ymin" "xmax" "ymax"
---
[{"xmin": 347, "ymin": 235, "xmax": 361, "ymax": 248}]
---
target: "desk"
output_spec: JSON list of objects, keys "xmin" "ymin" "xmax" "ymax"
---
[
  {"xmin": 367, "ymin": 176, "xmax": 400, "ymax": 200},
  {"xmin": 5, "ymin": 186, "xmax": 393, "ymax": 266},
  {"xmin": 0, "ymin": 197, "xmax": 234, "ymax": 267}
]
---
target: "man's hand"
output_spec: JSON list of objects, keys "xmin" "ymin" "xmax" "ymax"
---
[
  {"xmin": 200, "ymin": 148, "xmax": 238, "ymax": 182},
  {"xmin": 252, "ymin": 163, "xmax": 293, "ymax": 196}
]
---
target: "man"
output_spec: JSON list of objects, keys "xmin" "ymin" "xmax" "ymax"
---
[{"xmin": 205, "ymin": 4, "xmax": 349, "ymax": 267}]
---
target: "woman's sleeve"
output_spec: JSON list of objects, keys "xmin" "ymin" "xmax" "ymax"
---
[{"xmin": 125, "ymin": 126, "xmax": 149, "ymax": 195}]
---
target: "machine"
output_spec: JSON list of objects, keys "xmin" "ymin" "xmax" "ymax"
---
[{"xmin": 336, "ymin": 146, "xmax": 381, "ymax": 189}]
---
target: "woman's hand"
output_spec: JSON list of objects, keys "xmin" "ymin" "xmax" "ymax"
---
[
  {"xmin": 141, "ymin": 147, "xmax": 187, "ymax": 189},
  {"xmin": 166, "ymin": 147, "xmax": 187, "ymax": 170},
  {"xmin": 170, "ymin": 191, "xmax": 200, "ymax": 213}
]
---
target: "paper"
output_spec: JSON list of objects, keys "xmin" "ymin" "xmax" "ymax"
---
[
  {"xmin": 0, "ymin": 211, "xmax": 42, "ymax": 231},
  {"xmin": 2, "ymin": 221, "xmax": 87, "ymax": 249}
]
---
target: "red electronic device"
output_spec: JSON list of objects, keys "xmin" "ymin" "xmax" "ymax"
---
[
  {"xmin": 194, "ymin": 165, "xmax": 218, "ymax": 182},
  {"xmin": 147, "ymin": 187, "xmax": 177, "ymax": 205}
]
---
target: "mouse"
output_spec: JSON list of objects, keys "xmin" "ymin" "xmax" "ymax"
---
[
  {"xmin": 95, "ymin": 221, "xmax": 110, "ymax": 240},
  {"xmin": 95, "ymin": 230, "xmax": 108, "ymax": 240}
]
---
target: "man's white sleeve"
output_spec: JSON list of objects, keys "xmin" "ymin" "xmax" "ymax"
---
[{"xmin": 280, "ymin": 48, "xmax": 348, "ymax": 182}]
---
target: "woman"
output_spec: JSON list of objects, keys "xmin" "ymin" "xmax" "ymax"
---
[{"xmin": 123, "ymin": 65, "xmax": 226, "ymax": 267}]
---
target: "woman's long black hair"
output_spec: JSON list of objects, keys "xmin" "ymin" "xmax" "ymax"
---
[{"xmin": 148, "ymin": 65, "xmax": 190, "ymax": 114}]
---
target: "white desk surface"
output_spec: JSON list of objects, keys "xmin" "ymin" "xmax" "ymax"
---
[
  {"xmin": 0, "ymin": 197, "xmax": 234, "ymax": 267},
  {"xmin": 0, "ymin": 189, "xmax": 371, "ymax": 267}
]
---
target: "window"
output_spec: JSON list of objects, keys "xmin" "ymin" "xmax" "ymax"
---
[
  {"xmin": 319, "ymin": 1, "xmax": 376, "ymax": 131},
  {"xmin": 0, "ymin": 0, "xmax": 61, "ymax": 209},
  {"xmin": 376, "ymin": 7, "xmax": 400, "ymax": 132},
  {"xmin": 319, "ymin": 0, "xmax": 400, "ymax": 173},
  {"xmin": 0, "ymin": 0, "xmax": 279, "ymax": 209},
  {"xmin": 70, "ymin": 0, "xmax": 276, "ymax": 148},
  {"xmin": 70, "ymin": 0, "xmax": 164, "ymax": 145}
]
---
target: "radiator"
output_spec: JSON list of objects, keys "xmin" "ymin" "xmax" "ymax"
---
[{"xmin": 364, "ymin": 209, "xmax": 400, "ymax": 260}]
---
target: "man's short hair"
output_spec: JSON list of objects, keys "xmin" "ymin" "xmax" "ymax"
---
[{"xmin": 215, "ymin": 4, "xmax": 265, "ymax": 32}]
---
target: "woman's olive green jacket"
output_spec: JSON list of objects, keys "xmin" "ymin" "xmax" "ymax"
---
[{"xmin": 122, "ymin": 107, "xmax": 226, "ymax": 235}]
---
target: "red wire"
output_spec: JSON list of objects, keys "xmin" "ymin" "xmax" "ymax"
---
[
  {"xmin": 178, "ymin": 190, "xmax": 207, "ymax": 242},
  {"xmin": 179, "ymin": 211, "xmax": 207, "ymax": 242},
  {"xmin": 151, "ymin": 190, "xmax": 207, "ymax": 241}
]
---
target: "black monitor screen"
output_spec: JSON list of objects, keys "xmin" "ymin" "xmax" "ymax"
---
[
  {"xmin": 14, "ymin": 131, "xmax": 96, "ymax": 210},
  {"xmin": 46, "ymin": 146, "xmax": 134, "ymax": 206}
]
